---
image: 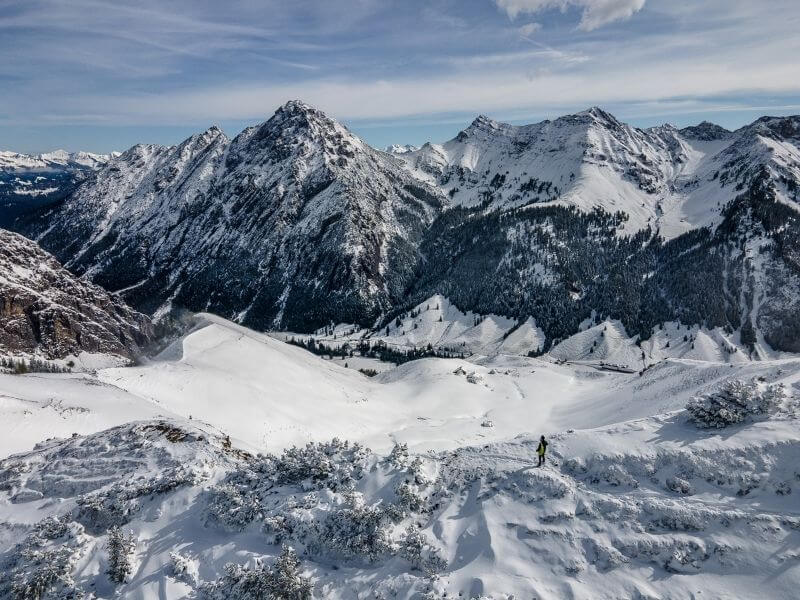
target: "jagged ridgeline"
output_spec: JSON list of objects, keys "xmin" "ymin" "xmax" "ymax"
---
[
  {"xmin": 407, "ymin": 169, "xmax": 800, "ymax": 351},
  {"xmin": 11, "ymin": 102, "xmax": 800, "ymax": 350}
]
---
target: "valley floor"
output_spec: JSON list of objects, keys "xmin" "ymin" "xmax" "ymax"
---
[{"xmin": 1, "ymin": 314, "xmax": 799, "ymax": 599}]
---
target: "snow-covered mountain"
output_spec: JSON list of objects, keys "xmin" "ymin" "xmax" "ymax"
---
[
  {"xmin": 0, "ymin": 149, "xmax": 114, "ymax": 228},
  {"xmin": 25, "ymin": 101, "xmax": 443, "ymax": 332},
  {"xmin": 394, "ymin": 108, "xmax": 800, "ymax": 238},
  {"xmin": 0, "ymin": 229, "xmax": 152, "ymax": 361},
  {"xmin": 12, "ymin": 102, "xmax": 800, "ymax": 352},
  {"xmin": 384, "ymin": 143, "xmax": 419, "ymax": 154},
  {"xmin": 0, "ymin": 149, "xmax": 114, "ymax": 172}
]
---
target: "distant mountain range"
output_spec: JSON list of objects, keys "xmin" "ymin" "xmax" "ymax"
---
[
  {"xmin": 0, "ymin": 149, "xmax": 115, "ymax": 228},
  {"xmin": 5, "ymin": 101, "xmax": 800, "ymax": 353}
]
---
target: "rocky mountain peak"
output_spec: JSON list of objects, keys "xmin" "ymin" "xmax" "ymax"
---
[{"xmin": 680, "ymin": 121, "xmax": 732, "ymax": 141}]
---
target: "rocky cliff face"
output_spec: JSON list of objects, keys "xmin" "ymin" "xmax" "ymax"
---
[{"xmin": 0, "ymin": 229, "xmax": 152, "ymax": 359}]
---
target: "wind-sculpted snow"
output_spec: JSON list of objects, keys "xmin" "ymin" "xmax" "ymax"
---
[{"xmin": 1, "ymin": 404, "xmax": 799, "ymax": 598}]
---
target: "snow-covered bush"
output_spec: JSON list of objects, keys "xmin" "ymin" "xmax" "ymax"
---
[
  {"xmin": 169, "ymin": 551, "xmax": 198, "ymax": 583},
  {"xmin": 399, "ymin": 528, "xmax": 447, "ymax": 576},
  {"xmin": 201, "ymin": 545, "xmax": 312, "ymax": 600},
  {"xmin": 0, "ymin": 517, "xmax": 86, "ymax": 600},
  {"xmin": 75, "ymin": 467, "xmax": 199, "ymax": 533},
  {"xmin": 205, "ymin": 440, "xmax": 370, "ymax": 531},
  {"xmin": 106, "ymin": 526, "xmax": 136, "ymax": 584},
  {"xmin": 319, "ymin": 492, "xmax": 393, "ymax": 562},
  {"xmin": 204, "ymin": 483, "xmax": 262, "ymax": 531},
  {"xmin": 384, "ymin": 442, "xmax": 409, "ymax": 469},
  {"xmin": 686, "ymin": 379, "xmax": 786, "ymax": 428},
  {"xmin": 270, "ymin": 439, "xmax": 368, "ymax": 490}
]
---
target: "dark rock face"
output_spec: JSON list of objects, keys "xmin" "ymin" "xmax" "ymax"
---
[{"xmin": 0, "ymin": 229, "xmax": 153, "ymax": 359}]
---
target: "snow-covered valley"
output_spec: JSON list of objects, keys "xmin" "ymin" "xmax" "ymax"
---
[{"xmin": 1, "ymin": 314, "xmax": 799, "ymax": 599}]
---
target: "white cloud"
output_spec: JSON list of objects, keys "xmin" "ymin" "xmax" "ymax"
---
[
  {"xmin": 518, "ymin": 22, "xmax": 542, "ymax": 36},
  {"xmin": 495, "ymin": 0, "xmax": 646, "ymax": 31}
]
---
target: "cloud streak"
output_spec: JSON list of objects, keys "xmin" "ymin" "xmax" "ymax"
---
[
  {"xmin": 494, "ymin": 0, "xmax": 646, "ymax": 30},
  {"xmin": 0, "ymin": 0, "xmax": 799, "ymax": 152}
]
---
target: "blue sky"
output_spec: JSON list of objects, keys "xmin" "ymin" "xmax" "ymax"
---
[{"xmin": 2, "ymin": 0, "xmax": 800, "ymax": 154}]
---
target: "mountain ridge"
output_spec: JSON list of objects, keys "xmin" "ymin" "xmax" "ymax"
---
[{"xmin": 7, "ymin": 102, "xmax": 800, "ymax": 351}]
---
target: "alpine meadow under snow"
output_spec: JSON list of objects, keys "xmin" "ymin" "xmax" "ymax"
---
[{"xmin": 2, "ymin": 98, "xmax": 800, "ymax": 599}]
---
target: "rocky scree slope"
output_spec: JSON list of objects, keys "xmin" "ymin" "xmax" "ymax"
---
[{"xmin": 0, "ymin": 229, "xmax": 152, "ymax": 360}]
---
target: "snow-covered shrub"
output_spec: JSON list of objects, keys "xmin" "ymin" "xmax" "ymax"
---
[
  {"xmin": 75, "ymin": 467, "xmax": 198, "ymax": 533},
  {"xmin": 271, "ymin": 439, "xmax": 368, "ymax": 490},
  {"xmin": 686, "ymin": 379, "xmax": 786, "ymax": 428},
  {"xmin": 394, "ymin": 481, "xmax": 426, "ymax": 514},
  {"xmin": 205, "ymin": 440, "xmax": 370, "ymax": 531},
  {"xmin": 665, "ymin": 476, "xmax": 693, "ymax": 495},
  {"xmin": 0, "ymin": 517, "xmax": 86, "ymax": 600},
  {"xmin": 319, "ymin": 492, "xmax": 393, "ymax": 562},
  {"xmin": 201, "ymin": 546, "xmax": 312, "ymax": 600},
  {"xmin": 399, "ymin": 528, "xmax": 447, "ymax": 576},
  {"xmin": 204, "ymin": 483, "xmax": 262, "ymax": 531},
  {"xmin": 169, "ymin": 551, "xmax": 198, "ymax": 583},
  {"xmin": 106, "ymin": 526, "xmax": 136, "ymax": 584},
  {"xmin": 385, "ymin": 442, "xmax": 409, "ymax": 469}
]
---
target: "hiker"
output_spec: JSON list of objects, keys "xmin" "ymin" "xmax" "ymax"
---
[{"xmin": 536, "ymin": 435, "xmax": 548, "ymax": 466}]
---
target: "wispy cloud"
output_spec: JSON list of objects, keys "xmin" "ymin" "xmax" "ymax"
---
[
  {"xmin": 0, "ymin": 0, "xmax": 799, "ymax": 153},
  {"xmin": 494, "ymin": 0, "xmax": 646, "ymax": 30}
]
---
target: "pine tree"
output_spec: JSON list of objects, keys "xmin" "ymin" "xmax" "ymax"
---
[{"xmin": 107, "ymin": 526, "xmax": 135, "ymax": 583}]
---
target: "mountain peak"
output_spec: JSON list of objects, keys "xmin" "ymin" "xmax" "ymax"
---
[
  {"xmin": 470, "ymin": 114, "xmax": 501, "ymax": 129},
  {"xmin": 574, "ymin": 106, "xmax": 621, "ymax": 127},
  {"xmin": 680, "ymin": 121, "xmax": 732, "ymax": 141}
]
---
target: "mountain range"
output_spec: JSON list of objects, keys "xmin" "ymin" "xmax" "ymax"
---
[
  {"xmin": 0, "ymin": 149, "xmax": 114, "ymax": 228},
  {"xmin": 6, "ymin": 101, "xmax": 800, "ymax": 353}
]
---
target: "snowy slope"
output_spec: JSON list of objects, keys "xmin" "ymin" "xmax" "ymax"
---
[{"xmin": 0, "ymin": 317, "xmax": 798, "ymax": 598}]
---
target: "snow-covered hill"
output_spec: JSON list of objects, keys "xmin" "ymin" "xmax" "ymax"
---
[
  {"xmin": 0, "ymin": 229, "xmax": 153, "ymax": 362},
  {"xmin": 1, "ymin": 315, "xmax": 799, "ymax": 599}
]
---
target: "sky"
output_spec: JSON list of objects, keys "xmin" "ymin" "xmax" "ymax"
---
[{"xmin": 2, "ymin": 0, "xmax": 800, "ymax": 154}]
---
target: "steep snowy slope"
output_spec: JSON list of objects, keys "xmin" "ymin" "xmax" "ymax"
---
[
  {"xmin": 28, "ymin": 101, "xmax": 444, "ymax": 331},
  {"xmin": 0, "ymin": 229, "xmax": 152, "ymax": 361}
]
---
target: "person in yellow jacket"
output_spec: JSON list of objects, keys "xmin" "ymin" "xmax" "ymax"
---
[{"xmin": 536, "ymin": 435, "xmax": 548, "ymax": 467}]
